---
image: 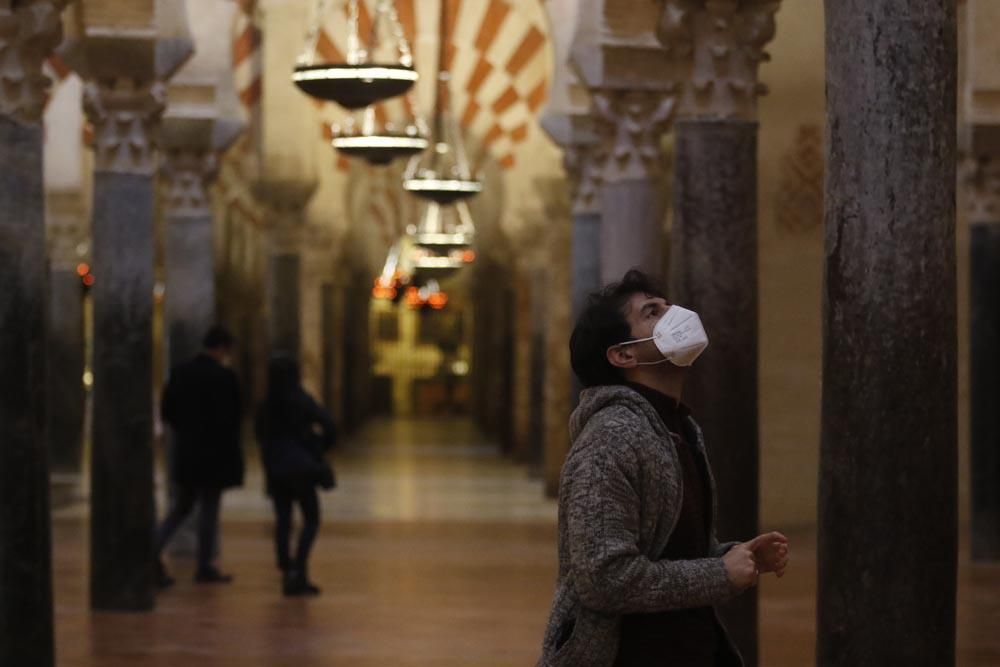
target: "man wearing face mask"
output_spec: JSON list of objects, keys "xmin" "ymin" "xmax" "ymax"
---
[{"xmin": 537, "ymin": 270, "xmax": 789, "ymax": 667}]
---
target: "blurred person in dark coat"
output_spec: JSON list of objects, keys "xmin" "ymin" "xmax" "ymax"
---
[
  {"xmin": 255, "ymin": 355, "xmax": 336, "ymax": 597},
  {"xmin": 156, "ymin": 325, "xmax": 244, "ymax": 587}
]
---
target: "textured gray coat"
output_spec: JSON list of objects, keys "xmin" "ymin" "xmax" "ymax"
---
[{"xmin": 537, "ymin": 385, "xmax": 741, "ymax": 667}]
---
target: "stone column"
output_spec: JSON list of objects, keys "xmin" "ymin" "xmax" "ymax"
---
[
  {"xmin": 161, "ymin": 150, "xmax": 218, "ymax": 368},
  {"xmin": 63, "ymin": 0, "xmax": 194, "ymax": 612},
  {"xmin": 966, "ymin": 157, "xmax": 1000, "ymax": 561},
  {"xmin": 0, "ymin": 2, "xmax": 66, "ymax": 663},
  {"xmin": 592, "ymin": 90, "xmax": 675, "ymax": 284},
  {"xmin": 656, "ymin": 3, "xmax": 779, "ymax": 663},
  {"xmin": 820, "ymin": 2, "xmax": 957, "ymax": 665},
  {"xmin": 256, "ymin": 181, "xmax": 317, "ymax": 361},
  {"xmin": 84, "ymin": 78, "xmax": 169, "ymax": 611},
  {"xmin": 45, "ymin": 192, "xmax": 87, "ymax": 475}
]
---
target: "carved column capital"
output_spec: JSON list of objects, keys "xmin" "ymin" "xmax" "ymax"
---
[
  {"xmin": 658, "ymin": 0, "xmax": 780, "ymax": 120},
  {"xmin": 590, "ymin": 88, "xmax": 677, "ymax": 182},
  {"xmin": 964, "ymin": 156, "xmax": 1000, "ymax": 224},
  {"xmin": 563, "ymin": 143, "xmax": 603, "ymax": 215},
  {"xmin": 0, "ymin": 0, "xmax": 67, "ymax": 124},
  {"xmin": 83, "ymin": 79, "xmax": 167, "ymax": 175},
  {"xmin": 162, "ymin": 150, "xmax": 218, "ymax": 218}
]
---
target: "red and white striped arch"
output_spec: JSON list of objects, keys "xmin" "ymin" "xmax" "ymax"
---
[{"xmin": 311, "ymin": 0, "xmax": 552, "ymax": 172}]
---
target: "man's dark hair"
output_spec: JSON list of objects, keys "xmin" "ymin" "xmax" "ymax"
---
[
  {"xmin": 569, "ymin": 269, "xmax": 666, "ymax": 388},
  {"xmin": 202, "ymin": 325, "xmax": 235, "ymax": 350}
]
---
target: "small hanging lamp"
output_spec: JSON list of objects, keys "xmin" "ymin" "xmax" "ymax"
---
[
  {"xmin": 293, "ymin": 0, "xmax": 417, "ymax": 110},
  {"xmin": 402, "ymin": 0, "xmax": 482, "ymax": 204},
  {"xmin": 332, "ymin": 96, "xmax": 429, "ymax": 166}
]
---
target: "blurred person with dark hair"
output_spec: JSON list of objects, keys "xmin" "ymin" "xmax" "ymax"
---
[
  {"xmin": 537, "ymin": 270, "xmax": 789, "ymax": 667},
  {"xmin": 255, "ymin": 355, "xmax": 337, "ymax": 597},
  {"xmin": 156, "ymin": 325, "xmax": 244, "ymax": 588}
]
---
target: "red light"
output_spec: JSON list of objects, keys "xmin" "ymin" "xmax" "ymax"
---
[
  {"xmin": 82, "ymin": 274, "xmax": 95, "ymax": 287},
  {"xmin": 76, "ymin": 263, "xmax": 90, "ymax": 277},
  {"xmin": 461, "ymin": 249, "xmax": 476, "ymax": 263}
]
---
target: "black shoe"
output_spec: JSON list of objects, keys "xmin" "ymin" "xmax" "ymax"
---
[
  {"xmin": 156, "ymin": 560, "xmax": 175, "ymax": 590},
  {"xmin": 283, "ymin": 570, "xmax": 321, "ymax": 597},
  {"xmin": 194, "ymin": 567, "xmax": 233, "ymax": 584}
]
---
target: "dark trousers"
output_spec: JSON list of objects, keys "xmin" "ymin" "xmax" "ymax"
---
[
  {"xmin": 271, "ymin": 482, "xmax": 320, "ymax": 574},
  {"xmin": 156, "ymin": 485, "xmax": 222, "ymax": 572}
]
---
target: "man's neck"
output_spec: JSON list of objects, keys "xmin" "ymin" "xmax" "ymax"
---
[{"xmin": 623, "ymin": 366, "xmax": 685, "ymax": 403}]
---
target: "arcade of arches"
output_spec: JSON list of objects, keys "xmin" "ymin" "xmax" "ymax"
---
[{"xmin": 2, "ymin": 0, "xmax": 1000, "ymax": 665}]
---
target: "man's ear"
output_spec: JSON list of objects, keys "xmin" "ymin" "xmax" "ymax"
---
[{"xmin": 607, "ymin": 344, "xmax": 637, "ymax": 370}]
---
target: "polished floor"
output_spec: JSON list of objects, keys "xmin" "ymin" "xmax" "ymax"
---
[{"xmin": 51, "ymin": 418, "xmax": 1000, "ymax": 666}]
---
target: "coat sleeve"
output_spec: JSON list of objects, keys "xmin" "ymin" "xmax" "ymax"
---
[
  {"xmin": 565, "ymin": 431, "xmax": 733, "ymax": 615},
  {"xmin": 305, "ymin": 394, "xmax": 337, "ymax": 451},
  {"xmin": 161, "ymin": 370, "xmax": 180, "ymax": 426}
]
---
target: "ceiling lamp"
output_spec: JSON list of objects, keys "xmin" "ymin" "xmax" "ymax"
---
[
  {"xmin": 332, "ymin": 98, "xmax": 429, "ymax": 166},
  {"xmin": 293, "ymin": 0, "xmax": 417, "ymax": 110},
  {"xmin": 402, "ymin": 0, "xmax": 481, "ymax": 204}
]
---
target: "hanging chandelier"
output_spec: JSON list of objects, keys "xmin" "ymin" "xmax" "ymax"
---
[
  {"xmin": 293, "ymin": 0, "xmax": 417, "ymax": 110},
  {"xmin": 407, "ymin": 200, "xmax": 476, "ymax": 283},
  {"xmin": 332, "ymin": 97, "xmax": 429, "ymax": 166},
  {"xmin": 402, "ymin": 0, "xmax": 482, "ymax": 204}
]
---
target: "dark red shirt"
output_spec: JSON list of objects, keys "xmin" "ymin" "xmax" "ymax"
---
[{"xmin": 613, "ymin": 383, "xmax": 725, "ymax": 667}]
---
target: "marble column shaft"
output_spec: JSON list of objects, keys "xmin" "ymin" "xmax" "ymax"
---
[
  {"xmin": 970, "ymin": 220, "xmax": 1000, "ymax": 560},
  {"xmin": 670, "ymin": 119, "xmax": 759, "ymax": 663},
  {"xmin": 820, "ymin": 2, "xmax": 957, "ymax": 665},
  {"xmin": 0, "ymin": 115, "xmax": 55, "ymax": 667},
  {"xmin": 600, "ymin": 180, "xmax": 663, "ymax": 284},
  {"xmin": 269, "ymin": 252, "xmax": 301, "ymax": 359},
  {"xmin": 163, "ymin": 157, "xmax": 216, "ymax": 368},
  {"xmin": 46, "ymin": 263, "xmax": 85, "ymax": 474},
  {"xmin": 86, "ymin": 80, "xmax": 166, "ymax": 612}
]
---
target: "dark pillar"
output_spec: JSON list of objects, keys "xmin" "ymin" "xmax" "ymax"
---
[
  {"xmin": 600, "ymin": 181, "xmax": 663, "ymax": 284},
  {"xmin": 45, "ymin": 250, "xmax": 85, "ymax": 475},
  {"xmin": 968, "ymin": 161, "xmax": 1000, "ymax": 560},
  {"xmin": 164, "ymin": 214, "xmax": 214, "ymax": 367},
  {"xmin": 270, "ymin": 252, "xmax": 301, "ymax": 358},
  {"xmin": 85, "ymin": 80, "xmax": 167, "ymax": 611},
  {"xmin": 820, "ymin": 2, "xmax": 957, "ymax": 664},
  {"xmin": 670, "ymin": 119, "xmax": 759, "ymax": 662},
  {"xmin": 0, "ymin": 109, "xmax": 54, "ymax": 667},
  {"xmin": 570, "ymin": 210, "xmax": 600, "ymax": 404}
]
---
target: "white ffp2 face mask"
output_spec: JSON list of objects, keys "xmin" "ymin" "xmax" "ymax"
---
[{"xmin": 617, "ymin": 305, "xmax": 709, "ymax": 367}]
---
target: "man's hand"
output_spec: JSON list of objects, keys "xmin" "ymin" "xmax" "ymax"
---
[
  {"xmin": 721, "ymin": 543, "xmax": 759, "ymax": 592},
  {"xmin": 746, "ymin": 531, "xmax": 790, "ymax": 578}
]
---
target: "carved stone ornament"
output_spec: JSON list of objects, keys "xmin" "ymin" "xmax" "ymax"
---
[
  {"xmin": 658, "ymin": 0, "xmax": 780, "ymax": 119},
  {"xmin": 563, "ymin": 142, "xmax": 602, "ymax": 215},
  {"xmin": 162, "ymin": 150, "xmax": 218, "ymax": 217},
  {"xmin": 774, "ymin": 123, "xmax": 824, "ymax": 234},
  {"xmin": 83, "ymin": 79, "xmax": 167, "ymax": 174},
  {"xmin": 591, "ymin": 89, "xmax": 677, "ymax": 182},
  {"xmin": 0, "ymin": 0, "xmax": 67, "ymax": 124},
  {"xmin": 964, "ymin": 157, "xmax": 1000, "ymax": 225}
]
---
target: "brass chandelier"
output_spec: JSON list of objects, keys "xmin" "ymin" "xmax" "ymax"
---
[{"xmin": 293, "ymin": 0, "xmax": 417, "ymax": 110}]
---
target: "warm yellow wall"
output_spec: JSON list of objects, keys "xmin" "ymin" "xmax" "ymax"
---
[{"xmin": 757, "ymin": 2, "xmax": 971, "ymax": 529}]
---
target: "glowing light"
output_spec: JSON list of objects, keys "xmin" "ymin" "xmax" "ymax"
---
[
  {"xmin": 82, "ymin": 274, "xmax": 95, "ymax": 287},
  {"xmin": 461, "ymin": 249, "xmax": 477, "ymax": 263},
  {"xmin": 293, "ymin": 66, "xmax": 418, "ymax": 83},
  {"xmin": 413, "ymin": 232, "xmax": 471, "ymax": 247},
  {"xmin": 332, "ymin": 136, "xmax": 429, "ymax": 150},
  {"xmin": 403, "ymin": 178, "xmax": 482, "ymax": 194},
  {"xmin": 76, "ymin": 263, "xmax": 90, "ymax": 277},
  {"xmin": 82, "ymin": 370, "xmax": 93, "ymax": 388}
]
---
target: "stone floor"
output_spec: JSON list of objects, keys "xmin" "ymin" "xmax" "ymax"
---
[{"xmin": 50, "ymin": 418, "xmax": 1000, "ymax": 666}]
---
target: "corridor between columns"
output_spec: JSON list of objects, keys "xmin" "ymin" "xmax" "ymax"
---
[{"xmin": 48, "ymin": 417, "xmax": 1000, "ymax": 666}]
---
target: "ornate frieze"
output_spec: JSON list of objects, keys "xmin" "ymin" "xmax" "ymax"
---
[
  {"xmin": 774, "ymin": 123, "xmax": 824, "ymax": 234},
  {"xmin": 964, "ymin": 156, "xmax": 1000, "ymax": 225},
  {"xmin": 591, "ymin": 89, "xmax": 677, "ymax": 182},
  {"xmin": 658, "ymin": 0, "xmax": 780, "ymax": 120},
  {"xmin": 83, "ymin": 79, "xmax": 167, "ymax": 175},
  {"xmin": 0, "ymin": 0, "xmax": 67, "ymax": 124}
]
